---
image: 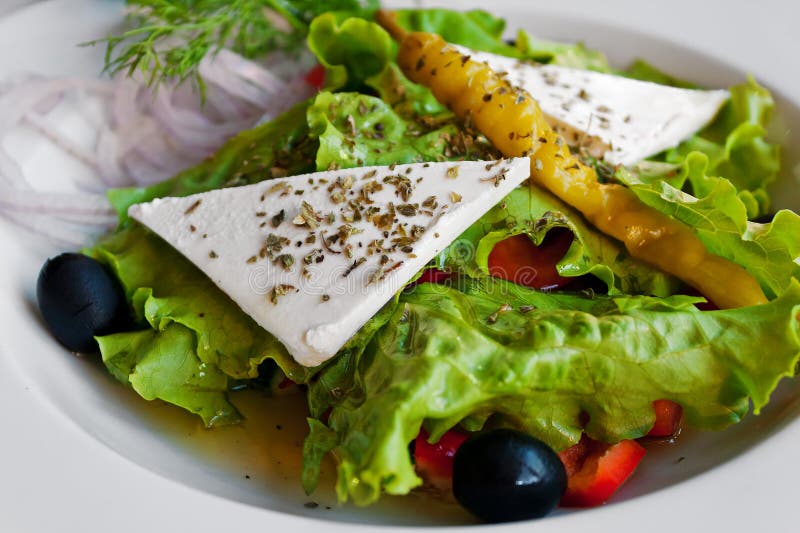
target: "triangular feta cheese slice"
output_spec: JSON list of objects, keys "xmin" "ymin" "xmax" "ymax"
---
[
  {"xmin": 129, "ymin": 158, "xmax": 531, "ymax": 367},
  {"xmin": 458, "ymin": 47, "xmax": 729, "ymax": 166}
]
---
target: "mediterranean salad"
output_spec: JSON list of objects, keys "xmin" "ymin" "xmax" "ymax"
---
[{"xmin": 6, "ymin": 1, "xmax": 800, "ymax": 524}]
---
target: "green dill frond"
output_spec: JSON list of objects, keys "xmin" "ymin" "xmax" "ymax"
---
[{"xmin": 85, "ymin": 0, "xmax": 379, "ymax": 90}]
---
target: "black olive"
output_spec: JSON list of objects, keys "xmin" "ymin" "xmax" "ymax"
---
[
  {"xmin": 452, "ymin": 428, "xmax": 567, "ymax": 523},
  {"xmin": 36, "ymin": 253, "xmax": 129, "ymax": 352}
]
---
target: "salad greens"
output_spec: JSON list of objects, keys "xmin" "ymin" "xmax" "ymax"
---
[
  {"xmin": 618, "ymin": 154, "xmax": 800, "ymax": 300},
  {"xmin": 97, "ymin": 324, "xmax": 240, "ymax": 426},
  {"xmin": 91, "ymin": 226, "xmax": 310, "ymax": 425},
  {"xmin": 304, "ymin": 279, "xmax": 800, "ymax": 504},
  {"xmin": 393, "ymin": 8, "xmax": 523, "ymax": 58},
  {"xmin": 88, "ymin": 6, "xmax": 799, "ymax": 508},
  {"xmin": 307, "ymin": 13, "xmax": 396, "ymax": 92},
  {"xmin": 660, "ymin": 79, "xmax": 781, "ymax": 218},
  {"xmin": 308, "ymin": 13, "xmax": 447, "ymax": 116},
  {"xmin": 309, "ymin": 91, "xmax": 498, "ymax": 170}
]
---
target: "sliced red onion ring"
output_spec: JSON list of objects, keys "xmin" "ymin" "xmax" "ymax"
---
[
  {"xmin": 0, "ymin": 49, "xmax": 311, "ymax": 246},
  {"xmin": 0, "ymin": 149, "xmax": 29, "ymax": 189},
  {"xmin": 23, "ymin": 111, "xmax": 101, "ymax": 173},
  {"xmin": 0, "ymin": 187, "xmax": 113, "ymax": 215},
  {"xmin": 199, "ymin": 49, "xmax": 289, "ymax": 109},
  {"xmin": 0, "ymin": 208, "xmax": 109, "ymax": 248}
]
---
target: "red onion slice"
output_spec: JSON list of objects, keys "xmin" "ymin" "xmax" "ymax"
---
[{"xmin": 0, "ymin": 49, "xmax": 311, "ymax": 246}]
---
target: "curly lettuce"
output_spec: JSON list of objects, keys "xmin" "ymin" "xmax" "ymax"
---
[
  {"xmin": 515, "ymin": 30, "xmax": 612, "ymax": 71},
  {"xmin": 618, "ymin": 152, "xmax": 800, "ymax": 299},
  {"xmin": 664, "ymin": 79, "xmax": 781, "ymax": 217},
  {"xmin": 307, "ymin": 13, "xmax": 396, "ymax": 91},
  {"xmin": 97, "ymin": 324, "xmax": 240, "ymax": 427},
  {"xmin": 303, "ymin": 279, "xmax": 800, "ymax": 505},
  {"xmin": 307, "ymin": 13, "xmax": 447, "ymax": 116},
  {"xmin": 393, "ymin": 8, "xmax": 520, "ymax": 57},
  {"xmin": 308, "ymin": 91, "xmax": 497, "ymax": 170},
  {"xmin": 90, "ymin": 226, "xmax": 310, "ymax": 425}
]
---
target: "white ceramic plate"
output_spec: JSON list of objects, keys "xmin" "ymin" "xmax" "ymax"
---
[{"xmin": 1, "ymin": 1, "xmax": 799, "ymax": 532}]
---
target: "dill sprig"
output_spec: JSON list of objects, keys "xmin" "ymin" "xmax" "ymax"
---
[{"xmin": 87, "ymin": 0, "xmax": 379, "ymax": 90}]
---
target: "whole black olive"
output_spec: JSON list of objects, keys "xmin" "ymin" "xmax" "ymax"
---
[
  {"xmin": 452, "ymin": 428, "xmax": 567, "ymax": 523},
  {"xmin": 36, "ymin": 253, "xmax": 129, "ymax": 352}
]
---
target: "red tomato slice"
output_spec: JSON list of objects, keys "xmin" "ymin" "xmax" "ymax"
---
[
  {"xmin": 559, "ymin": 435, "xmax": 646, "ymax": 508},
  {"xmin": 414, "ymin": 428, "xmax": 469, "ymax": 491},
  {"xmin": 647, "ymin": 400, "xmax": 683, "ymax": 438},
  {"xmin": 487, "ymin": 229, "xmax": 574, "ymax": 290},
  {"xmin": 304, "ymin": 64, "xmax": 326, "ymax": 90}
]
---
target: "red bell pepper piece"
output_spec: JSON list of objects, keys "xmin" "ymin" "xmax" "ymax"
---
[
  {"xmin": 304, "ymin": 64, "xmax": 326, "ymax": 90},
  {"xmin": 647, "ymin": 400, "xmax": 683, "ymax": 438},
  {"xmin": 486, "ymin": 229, "xmax": 574, "ymax": 290},
  {"xmin": 558, "ymin": 435, "xmax": 646, "ymax": 507},
  {"xmin": 413, "ymin": 428, "xmax": 469, "ymax": 491}
]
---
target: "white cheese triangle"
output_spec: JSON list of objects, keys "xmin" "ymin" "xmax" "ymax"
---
[
  {"xmin": 129, "ymin": 158, "xmax": 531, "ymax": 367},
  {"xmin": 458, "ymin": 47, "xmax": 729, "ymax": 166}
]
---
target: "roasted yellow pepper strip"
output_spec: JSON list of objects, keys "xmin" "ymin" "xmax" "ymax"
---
[{"xmin": 377, "ymin": 11, "xmax": 767, "ymax": 309}]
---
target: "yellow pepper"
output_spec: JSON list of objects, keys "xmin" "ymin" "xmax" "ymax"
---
[{"xmin": 378, "ymin": 11, "xmax": 766, "ymax": 309}]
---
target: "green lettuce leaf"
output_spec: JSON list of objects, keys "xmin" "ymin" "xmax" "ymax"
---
[
  {"xmin": 515, "ymin": 30, "xmax": 612, "ymax": 71},
  {"xmin": 91, "ymin": 226, "xmax": 311, "ymax": 425},
  {"xmin": 664, "ymin": 79, "xmax": 780, "ymax": 215},
  {"xmin": 303, "ymin": 278, "xmax": 800, "ymax": 505},
  {"xmin": 307, "ymin": 13, "xmax": 395, "ymax": 91},
  {"xmin": 97, "ymin": 325, "xmax": 241, "ymax": 427},
  {"xmin": 438, "ymin": 186, "xmax": 679, "ymax": 296},
  {"xmin": 92, "ymin": 226, "xmax": 307, "ymax": 381},
  {"xmin": 394, "ymin": 8, "xmax": 521, "ymax": 57},
  {"xmin": 301, "ymin": 295, "xmax": 401, "ymax": 492},
  {"xmin": 107, "ymin": 100, "xmax": 315, "ymax": 223},
  {"xmin": 365, "ymin": 63, "xmax": 449, "ymax": 117},
  {"xmin": 308, "ymin": 91, "xmax": 498, "ymax": 170},
  {"xmin": 617, "ymin": 152, "xmax": 800, "ymax": 299},
  {"xmin": 306, "ymin": 13, "xmax": 447, "ymax": 116},
  {"xmin": 621, "ymin": 59, "xmax": 696, "ymax": 88}
]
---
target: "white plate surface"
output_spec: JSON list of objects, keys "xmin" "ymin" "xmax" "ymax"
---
[{"xmin": 1, "ymin": 1, "xmax": 799, "ymax": 532}]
